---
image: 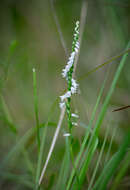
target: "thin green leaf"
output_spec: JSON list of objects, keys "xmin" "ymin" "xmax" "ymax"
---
[
  {"xmin": 1, "ymin": 172, "xmax": 34, "ymax": 189},
  {"xmin": 104, "ymin": 125, "xmax": 117, "ymax": 164},
  {"xmin": 56, "ymin": 136, "xmax": 70, "ymax": 190},
  {"xmin": 110, "ymin": 151, "xmax": 130, "ymax": 190},
  {"xmin": 79, "ymin": 48, "xmax": 130, "ymax": 81},
  {"xmin": 93, "ymin": 132, "xmax": 130, "ymax": 190},
  {"xmin": 72, "ymin": 138, "xmax": 98, "ymax": 190},
  {"xmin": 0, "ymin": 95, "xmax": 17, "ymax": 134},
  {"xmin": 0, "ymin": 127, "xmax": 34, "ymax": 171},
  {"xmin": 33, "ymin": 68, "xmax": 40, "ymax": 151},
  {"xmin": 88, "ymin": 125, "xmax": 109, "ymax": 190}
]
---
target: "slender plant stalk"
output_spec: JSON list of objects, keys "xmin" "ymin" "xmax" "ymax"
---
[
  {"xmin": 38, "ymin": 1, "xmax": 87, "ymax": 186},
  {"xmin": 104, "ymin": 125, "xmax": 117, "ymax": 164},
  {"xmin": 88, "ymin": 124, "xmax": 110, "ymax": 190},
  {"xmin": 35, "ymin": 99, "xmax": 58, "ymax": 189},
  {"xmin": 38, "ymin": 107, "xmax": 65, "ymax": 186},
  {"xmin": 33, "ymin": 68, "xmax": 41, "ymax": 151}
]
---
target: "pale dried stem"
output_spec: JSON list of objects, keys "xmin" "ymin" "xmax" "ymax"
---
[
  {"xmin": 39, "ymin": 107, "xmax": 65, "ymax": 185},
  {"xmin": 50, "ymin": 0, "xmax": 68, "ymax": 57}
]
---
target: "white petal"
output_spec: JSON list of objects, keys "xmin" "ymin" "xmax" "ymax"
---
[
  {"xmin": 63, "ymin": 133, "xmax": 71, "ymax": 137},
  {"xmin": 32, "ymin": 68, "xmax": 35, "ymax": 72},
  {"xmin": 75, "ymin": 47, "xmax": 79, "ymax": 53},
  {"xmin": 60, "ymin": 91, "xmax": 71, "ymax": 101},
  {"xmin": 75, "ymin": 42, "xmax": 79, "ymax": 49},
  {"xmin": 72, "ymin": 122, "xmax": 78, "ymax": 126},
  {"xmin": 67, "ymin": 61, "xmax": 73, "ymax": 68},
  {"xmin": 72, "ymin": 113, "xmax": 79, "ymax": 118},
  {"xmin": 71, "ymin": 87, "xmax": 76, "ymax": 94}
]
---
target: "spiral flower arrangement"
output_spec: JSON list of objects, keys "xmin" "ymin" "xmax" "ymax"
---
[{"xmin": 59, "ymin": 21, "xmax": 80, "ymax": 134}]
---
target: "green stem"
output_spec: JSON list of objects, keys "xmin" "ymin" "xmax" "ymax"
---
[{"xmin": 33, "ymin": 69, "xmax": 40, "ymax": 151}]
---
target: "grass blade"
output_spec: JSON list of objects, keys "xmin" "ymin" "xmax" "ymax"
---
[
  {"xmin": 110, "ymin": 151, "xmax": 130, "ymax": 190},
  {"xmin": 72, "ymin": 138, "xmax": 98, "ymax": 190},
  {"xmin": 67, "ymin": 41, "xmax": 130, "ymax": 189},
  {"xmin": 93, "ymin": 132, "xmax": 130, "ymax": 190},
  {"xmin": 79, "ymin": 48, "xmax": 130, "ymax": 81},
  {"xmin": 56, "ymin": 136, "xmax": 70, "ymax": 190},
  {"xmin": 104, "ymin": 125, "xmax": 117, "ymax": 164},
  {"xmin": 76, "ymin": 41, "xmax": 130, "ymax": 188},
  {"xmin": 0, "ymin": 172, "xmax": 34, "ymax": 189},
  {"xmin": 0, "ymin": 127, "xmax": 34, "ymax": 171},
  {"xmin": 66, "ymin": 70, "xmax": 107, "ymax": 190},
  {"xmin": 88, "ymin": 125, "xmax": 109, "ymax": 190},
  {"xmin": 0, "ymin": 95, "xmax": 17, "ymax": 133},
  {"xmin": 32, "ymin": 68, "xmax": 40, "ymax": 151}
]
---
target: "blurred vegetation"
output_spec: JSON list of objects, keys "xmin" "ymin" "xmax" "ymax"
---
[{"xmin": 0, "ymin": 0, "xmax": 130, "ymax": 189}]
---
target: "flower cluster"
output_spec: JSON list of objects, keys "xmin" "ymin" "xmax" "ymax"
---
[
  {"xmin": 62, "ymin": 21, "xmax": 80, "ymax": 79},
  {"xmin": 59, "ymin": 21, "xmax": 80, "ymax": 109}
]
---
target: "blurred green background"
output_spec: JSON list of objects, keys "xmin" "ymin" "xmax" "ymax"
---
[{"xmin": 0, "ymin": 0, "xmax": 130, "ymax": 189}]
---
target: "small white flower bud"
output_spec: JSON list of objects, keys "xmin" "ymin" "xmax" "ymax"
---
[
  {"xmin": 60, "ymin": 91, "xmax": 71, "ymax": 102},
  {"xmin": 63, "ymin": 133, "xmax": 71, "ymax": 137},
  {"xmin": 72, "ymin": 113, "xmax": 79, "ymax": 118},
  {"xmin": 72, "ymin": 122, "xmax": 78, "ymax": 126},
  {"xmin": 32, "ymin": 68, "xmax": 35, "ymax": 72}
]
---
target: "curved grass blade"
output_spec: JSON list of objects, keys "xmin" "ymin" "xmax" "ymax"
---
[
  {"xmin": 92, "ymin": 132, "xmax": 130, "ymax": 190},
  {"xmin": 0, "ymin": 122, "xmax": 56, "ymax": 172},
  {"xmin": 56, "ymin": 136, "xmax": 70, "ymax": 190},
  {"xmin": 72, "ymin": 138, "xmax": 98, "ymax": 190},
  {"xmin": 0, "ymin": 95, "xmax": 17, "ymax": 134},
  {"xmin": 88, "ymin": 125, "xmax": 109, "ymax": 190},
  {"xmin": 79, "ymin": 48, "xmax": 130, "ymax": 81},
  {"xmin": 0, "ymin": 172, "xmax": 34, "ymax": 189},
  {"xmin": 0, "ymin": 127, "xmax": 34, "ymax": 171},
  {"xmin": 110, "ymin": 151, "xmax": 130, "ymax": 190},
  {"xmin": 104, "ymin": 126, "xmax": 117, "ymax": 164}
]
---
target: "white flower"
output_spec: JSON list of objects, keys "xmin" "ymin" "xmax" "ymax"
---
[
  {"xmin": 60, "ymin": 91, "xmax": 71, "ymax": 102},
  {"xmin": 62, "ymin": 52, "xmax": 76, "ymax": 78},
  {"xmin": 72, "ymin": 113, "xmax": 79, "ymax": 118},
  {"xmin": 59, "ymin": 102, "xmax": 65, "ymax": 109},
  {"xmin": 60, "ymin": 21, "xmax": 80, "ymax": 109},
  {"xmin": 75, "ymin": 21, "xmax": 79, "ymax": 32},
  {"xmin": 74, "ymin": 41, "xmax": 79, "ymax": 53},
  {"xmin": 63, "ymin": 133, "xmax": 71, "ymax": 137},
  {"xmin": 75, "ymin": 47, "xmax": 78, "ymax": 53},
  {"xmin": 32, "ymin": 68, "xmax": 35, "ymax": 72},
  {"xmin": 69, "ymin": 52, "xmax": 75, "ymax": 61},
  {"xmin": 71, "ymin": 78, "xmax": 78, "ymax": 94},
  {"xmin": 72, "ymin": 78, "xmax": 78, "ymax": 87},
  {"xmin": 75, "ymin": 41, "xmax": 79, "ymax": 48},
  {"xmin": 71, "ymin": 87, "xmax": 76, "ymax": 94},
  {"xmin": 72, "ymin": 122, "xmax": 78, "ymax": 126}
]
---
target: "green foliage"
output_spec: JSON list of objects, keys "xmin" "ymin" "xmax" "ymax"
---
[{"xmin": 0, "ymin": 1, "xmax": 130, "ymax": 190}]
